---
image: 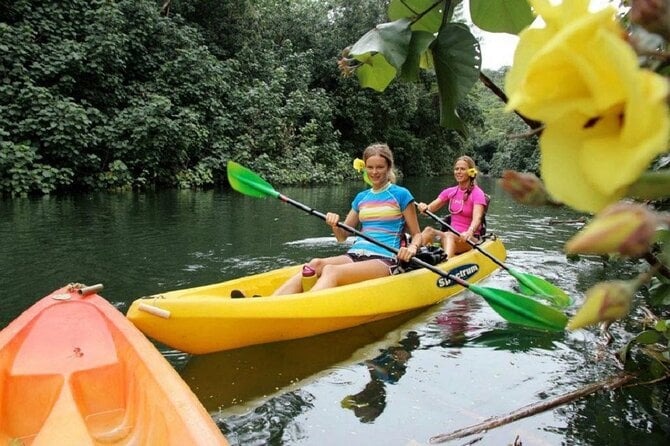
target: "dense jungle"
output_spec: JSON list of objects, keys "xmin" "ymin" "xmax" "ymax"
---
[{"xmin": 0, "ymin": 0, "xmax": 536, "ymax": 196}]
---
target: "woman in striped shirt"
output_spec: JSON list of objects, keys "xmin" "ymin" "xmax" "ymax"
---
[{"xmin": 273, "ymin": 143, "xmax": 422, "ymax": 295}]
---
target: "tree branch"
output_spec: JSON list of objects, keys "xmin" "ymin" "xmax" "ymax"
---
[
  {"xmin": 478, "ymin": 72, "xmax": 543, "ymax": 131},
  {"xmin": 429, "ymin": 373, "xmax": 637, "ymax": 444},
  {"xmin": 160, "ymin": 0, "xmax": 171, "ymax": 16},
  {"xmin": 642, "ymin": 252, "xmax": 670, "ymax": 279}
]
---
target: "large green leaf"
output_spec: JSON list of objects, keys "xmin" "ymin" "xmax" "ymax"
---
[
  {"xmin": 348, "ymin": 18, "xmax": 413, "ymax": 91},
  {"xmin": 350, "ymin": 18, "xmax": 412, "ymax": 71},
  {"xmin": 430, "ymin": 22, "xmax": 481, "ymax": 131},
  {"xmin": 388, "ymin": 0, "xmax": 446, "ymax": 33},
  {"xmin": 470, "ymin": 0, "xmax": 535, "ymax": 34},
  {"xmin": 355, "ymin": 53, "xmax": 398, "ymax": 92},
  {"xmin": 400, "ymin": 31, "xmax": 436, "ymax": 82}
]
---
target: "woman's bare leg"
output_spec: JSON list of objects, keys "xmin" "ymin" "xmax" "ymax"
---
[
  {"xmin": 420, "ymin": 226, "xmax": 442, "ymax": 247},
  {"xmin": 311, "ymin": 259, "xmax": 390, "ymax": 291},
  {"xmin": 445, "ymin": 232, "xmax": 472, "ymax": 258},
  {"xmin": 273, "ymin": 255, "xmax": 352, "ymax": 295}
]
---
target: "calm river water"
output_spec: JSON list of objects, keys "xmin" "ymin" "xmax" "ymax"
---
[{"xmin": 1, "ymin": 176, "xmax": 668, "ymax": 445}]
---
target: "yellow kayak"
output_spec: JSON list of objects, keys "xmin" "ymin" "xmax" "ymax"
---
[
  {"xmin": 0, "ymin": 284, "xmax": 227, "ymax": 446},
  {"xmin": 127, "ymin": 238, "xmax": 506, "ymax": 354}
]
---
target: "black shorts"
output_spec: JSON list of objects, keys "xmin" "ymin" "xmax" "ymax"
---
[{"xmin": 346, "ymin": 252, "xmax": 397, "ymax": 268}]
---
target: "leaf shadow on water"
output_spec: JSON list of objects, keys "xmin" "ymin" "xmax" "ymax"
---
[{"xmin": 464, "ymin": 327, "xmax": 565, "ymax": 352}]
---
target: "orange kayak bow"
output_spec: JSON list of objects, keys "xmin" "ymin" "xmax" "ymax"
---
[{"xmin": 0, "ymin": 284, "xmax": 227, "ymax": 446}]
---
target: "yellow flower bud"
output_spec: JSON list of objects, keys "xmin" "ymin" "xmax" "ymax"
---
[
  {"xmin": 567, "ymin": 280, "xmax": 634, "ymax": 330},
  {"xmin": 498, "ymin": 170, "xmax": 556, "ymax": 206},
  {"xmin": 565, "ymin": 203, "xmax": 658, "ymax": 257},
  {"xmin": 353, "ymin": 158, "xmax": 365, "ymax": 173}
]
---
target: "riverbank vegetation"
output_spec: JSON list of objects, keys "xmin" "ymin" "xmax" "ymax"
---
[{"xmin": 1, "ymin": 0, "xmax": 533, "ymax": 196}]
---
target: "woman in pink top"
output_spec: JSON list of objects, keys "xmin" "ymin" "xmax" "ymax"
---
[{"xmin": 416, "ymin": 155, "xmax": 487, "ymax": 258}]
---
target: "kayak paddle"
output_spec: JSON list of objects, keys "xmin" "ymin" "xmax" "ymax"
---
[
  {"xmin": 227, "ymin": 161, "xmax": 567, "ymax": 332},
  {"xmin": 420, "ymin": 207, "xmax": 572, "ymax": 308}
]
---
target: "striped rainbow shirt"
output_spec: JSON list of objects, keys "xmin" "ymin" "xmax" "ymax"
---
[{"xmin": 349, "ymin": 183, "xmax": 414, "ymax": 258}]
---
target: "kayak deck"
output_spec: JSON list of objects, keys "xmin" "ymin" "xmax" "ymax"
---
[
  {"xmin": 0, "ymin": 285, "xmax": 227, "ymax": 446},
  {"xmin": 127, "ymin": 238, "xmax": 506, "ymax": 354}
]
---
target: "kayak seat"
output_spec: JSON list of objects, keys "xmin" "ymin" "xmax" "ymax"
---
[
  {"xmin": 70, "ymin": 362, "xmax": 134, "ymax": 442},
  {"xmin": 0, "ymin": 372, "xmax": 64, "ymax": 444},
  {"xmin": 231, "ymin": 289, "xmax": 261, "ymax": 298},
  {"xmin": 231, "ymin": 289, "xmax": 245, "ymax": 298}
]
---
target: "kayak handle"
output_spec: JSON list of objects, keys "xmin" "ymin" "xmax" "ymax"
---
[{"xmin": 138, "ymin": 303, "xmax": 171, "ymax": 319}]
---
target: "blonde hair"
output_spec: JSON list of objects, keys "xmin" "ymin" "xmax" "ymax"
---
[{"xmin": 363, "ymin": 143, "xmax": 397, "ymax": 183}]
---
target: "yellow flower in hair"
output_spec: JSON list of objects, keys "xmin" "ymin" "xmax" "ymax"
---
[
  {"xmin": 353, "ymin": 157, "xmax": 373, "ymax": 186},
  {"xmin": 467, "ymin": 168, "xmax": 478, "ymax": 178}
]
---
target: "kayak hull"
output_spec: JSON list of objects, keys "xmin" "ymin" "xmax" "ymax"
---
[
  {"xmin": 127, "ymin": 238, "xmax": 506, "ymax": 354},
  {"xmin": 0, "ymin": 285, "xmax": 227, "ymax": 446}
]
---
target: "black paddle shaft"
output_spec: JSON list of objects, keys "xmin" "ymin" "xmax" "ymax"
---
[{"xmin": 278, "ymin": 194, "xmax": 471, "ymax": 288}]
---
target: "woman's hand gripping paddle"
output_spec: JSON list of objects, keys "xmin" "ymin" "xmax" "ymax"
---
[
  {"xmin": 227, "ymin": 161, "xmax": 567, "ymax": 332},
  {"xmin": 420, "ymin": 206, "xmax": 572, "ymax": 308}
]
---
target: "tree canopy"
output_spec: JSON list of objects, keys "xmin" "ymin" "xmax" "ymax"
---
[{"xmin": 0, "ymin": 0, "xmax": 530, "ymax": 196}]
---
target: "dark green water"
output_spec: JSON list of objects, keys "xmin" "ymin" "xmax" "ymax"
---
[{"xmin": 1, "ymin": 177, "xmax": 668, "ymax": 445}]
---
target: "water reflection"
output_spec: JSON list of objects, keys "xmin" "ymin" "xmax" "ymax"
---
[
  {"xmin": 468, "ymin": 328, "xmax": 564, "ymax": 352},
  {"xmin": 560, "ymin": 382, "xmax": 670, "ymax": 444},
  {"xmin": 215, "ymin": 390, "xmax": 315, "ymax": 446},
  {"xmin": 180, "ymin": 311, "xmax": 423, "ymax": 412},
  {"xmin": 432, "ymin": 298, "xmax": 476, "ymax": 349},
  {"xmin": 427, "ymin": 295, "xmax": 564, "ymax": 352},
  {"xmin": 340, "ymin": 331, "xmax": 421, "ymax": 423}
]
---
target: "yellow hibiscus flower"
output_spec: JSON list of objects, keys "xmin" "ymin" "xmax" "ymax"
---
[
  {"xmin": 505, "ymin": 0, "xmax": 670, "ymax": 213},
  {"xmin": 505, "ymin": 0, "xmax": 625, "ymax": 122},
  {"xmin": 541, "ymin": 70, "xmax": 669, "ymax": 213}
]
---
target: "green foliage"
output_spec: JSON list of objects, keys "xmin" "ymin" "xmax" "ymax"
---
[
  {"xmin": 97, "ymin": 160, "xmax": 133, "ymax": 191},
  {"xmin": 0, "ymin": 141, "xmax": 73, "ymax": 196},
  {"xmin": 431, "ymin": 23, "xmax": 481, "ymax": 131},
  {"xmin": 344, "ymin": 0, "xmax": 526, "ymax": 132},
  {"xmin": 469, "ymin": 0, "xmax": 535, "ymax": 34},
  {"xmin": 466, "ymin": 71, "xmax": 541, "ymax": 175},
  {"xmin": 619, "ymin": 318, "xmax": 670, "ymax": 378},
  {"xmin": 1, "ymin": 0, "xmax": 521, "ymax": 197}
]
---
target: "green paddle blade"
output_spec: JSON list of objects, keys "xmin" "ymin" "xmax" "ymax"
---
[
  {"xmin": 510, "ymin": 268, "xmax": 573, "ymax": 308},
  {"xmin": 469, "ymin": 284, "xmax": 568, "ymax": 332},
  {"xmin": 227, "ymin": 161, "xmax": 280, "ymax": 199}
]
